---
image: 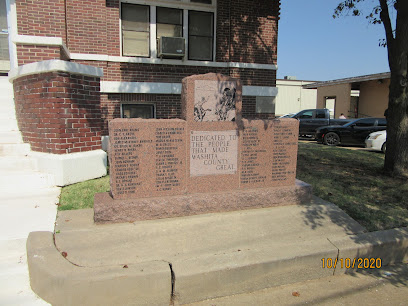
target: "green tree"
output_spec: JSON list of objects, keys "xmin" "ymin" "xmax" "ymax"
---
[{"xmin": 334, "ymin": 0, "xmax": 408, "ymax": 178}]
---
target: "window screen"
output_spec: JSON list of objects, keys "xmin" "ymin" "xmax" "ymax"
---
[
  {"xmin": 122, "ymin": 104, "xmax": 155, "ymax": 119},
  {"xmin": 188, "ymin": 11, "xmax": 214, "ymax": 61},
  {"xmin": 157, "ymin": 7, "xmax": 183, "ymax": 39},
  {"xmin": 121, "ymin": 4, "xmax": 150, "ymax": 57}
]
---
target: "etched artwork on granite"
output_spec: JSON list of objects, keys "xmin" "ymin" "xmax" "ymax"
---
[{"xmin": 194, "ymin": 81, "xmax": 237, "ymax": 122}]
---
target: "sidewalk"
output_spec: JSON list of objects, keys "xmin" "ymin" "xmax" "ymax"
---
[
  {"xmin": 188, "ymin": 262, "xmax": 408, "ymax": 305},
  {"xmin": 27, "ymin": 196, "xmax": 408, "ymax": 305},
  {"xmin": 0, "ymin": 183, "xmax": 60, "ymax": 305}
]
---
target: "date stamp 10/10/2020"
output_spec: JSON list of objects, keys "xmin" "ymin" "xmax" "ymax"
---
[{"xmin": 322, "ymin": 258, "xmax": 382, "ymax": 269}]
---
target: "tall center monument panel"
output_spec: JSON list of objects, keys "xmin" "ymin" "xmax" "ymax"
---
[{"xmin": 182, "ymin": 73, "xmax": 243, "ymax": 193}]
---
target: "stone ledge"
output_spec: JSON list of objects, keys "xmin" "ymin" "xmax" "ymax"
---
[
  {"xmin": 94, "ymin": 179, "xmax": 312, "ymax": 224},
  {"xmin": 31, "ymin": 150, "xmax": 107, "ymax": 186},
  {"xmin": 27, "ymin": 231, "xmax": 172, "ymax": 306}
]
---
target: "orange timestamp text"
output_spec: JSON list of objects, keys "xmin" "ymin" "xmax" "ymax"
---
[{"xmin": 321, "ymin": 257, "xmax": 382, "ymax": 269}]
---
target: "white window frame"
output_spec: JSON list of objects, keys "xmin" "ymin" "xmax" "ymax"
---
[{"xmin": 120, "ymin": 0, "xmax": 216, "ymax": 62}]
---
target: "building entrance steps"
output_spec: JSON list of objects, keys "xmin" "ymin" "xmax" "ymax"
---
[{"xmin": 27, "ymin": 196, "xmax": 408, "ymax": 305}]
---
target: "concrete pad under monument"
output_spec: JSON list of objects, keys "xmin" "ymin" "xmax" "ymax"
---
[{"xmin": 94, "ymin": 73, "xmax": 311, "ymax": 223}]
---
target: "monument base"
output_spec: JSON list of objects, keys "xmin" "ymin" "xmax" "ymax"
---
[{"xmin": 93, "ymin": 180, "xmax": 312, "ymax": 224}]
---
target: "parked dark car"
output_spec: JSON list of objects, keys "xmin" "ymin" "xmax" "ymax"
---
[
  {"xmin": 315, "ymin": 117, "xmax": 387, "ymax": 146},
  {"xmin": 288, "ymin": 109, "xmax": 352, "ymax": 137}
]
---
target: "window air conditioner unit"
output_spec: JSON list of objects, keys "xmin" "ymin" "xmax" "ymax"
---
[{"xmin": 158, "ymin": 37, "xmax": 185, "ymax": 59}]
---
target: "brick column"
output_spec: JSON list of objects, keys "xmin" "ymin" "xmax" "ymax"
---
[
  {"xmin": 9, "ymin": 60, "xmax": 107, "ymax": 186},
  {"xmin": 12, "ymin": 65, "xmax": 102, "ymax": 154}
]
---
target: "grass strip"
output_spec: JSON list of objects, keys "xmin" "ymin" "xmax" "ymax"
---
[
  {"xmin": 58, "ymin": 175, "xmax": 110, "ymax": 211},
  {"xmin": 297, "ymin": 142, "xmax": 408, "ymax": 231}
]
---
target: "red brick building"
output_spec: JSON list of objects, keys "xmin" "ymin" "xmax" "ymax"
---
[{"xmin": 6, "ymin": 0, "xmax": 280, "ymax": 184}]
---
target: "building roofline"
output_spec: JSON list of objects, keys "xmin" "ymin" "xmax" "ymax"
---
[
  {"xmin": 303, "ymin": 72, "xmax": 391, "ymax": 89},
  {"xmin": 276, "ymin": 79, "xmax": 319, "ymax": 83}
]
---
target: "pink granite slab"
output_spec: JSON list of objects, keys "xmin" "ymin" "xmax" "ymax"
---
[
  {"xmin": 94, "ymin": 180, "xmax": 312, "ymax": 223},
  {"xmin": 109, "ymin": 119, "xmax": 187, "ymax": 200}
]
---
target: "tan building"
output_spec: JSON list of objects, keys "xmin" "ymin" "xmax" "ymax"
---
[{"xmin": 304, "ymin": 72, "xmax": 390, "ymax": 119}]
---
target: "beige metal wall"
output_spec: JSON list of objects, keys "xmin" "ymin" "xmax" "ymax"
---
[
  {"xmin": 275, "ymin": 80, "xmax": 317, "ymax": 116},
  {"xmin": 316, "ymin": 83, "xmax": 351, "ymax": 119},
  {"xmin": 358, "ymin": 79, "xmax": 389, "ymax": 118}
]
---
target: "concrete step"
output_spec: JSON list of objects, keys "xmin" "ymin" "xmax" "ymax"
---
[
  {"xmin": 0, "ymin": 96, "xmax": 14, "ymax": 103},
  {"xmin": 36, "ymin": 202, "xmax": 367, "ymax": 305},
  {"xmin": 0, "ymin": 108, "xmax": 16, "ymax": 118},
  {"xmin": 0, "ymin": 104, "xmax": 16, "ymax": 113},
  {"xmin": 0, "ymin": 203, "xmax": 58, "ymax": 241},
  {"xmin": 0, "ymin": 143, "xmax": 30, "ymax": 156},
  {"xmin": 1, "ymin": 186, "xmax": 60, "ymax": 201},
  {"xmin": 0, "ymin": 156, "xmax": 36, "ymax": 171},
  {"xmin": 0, "ymin": 187, "xmax": 60, "ymax": 240},
  {"xmin": 0, "ymin": 119, "xmax": 19, "ymax": 131},
  {"xmin": 0, "ymin": 112, "xmax": 17, "ymax": 121},
  {"xmin": 0, "ymin": 131, "xmax": 23, "ymax": 143},
  {"xmin": 0, "ymin": 170, "xmax": 55, "ymax": 191},
  {"xmin": 0, "ymin": 81, "xmax": 13, "ymax": 93}
]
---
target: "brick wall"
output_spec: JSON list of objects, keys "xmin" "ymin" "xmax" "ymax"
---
[
  {"xmin": 106, "ymin": 0, "xmax": 121, "ymax": 56},
  {"xmin": 13, "ymin": 72, "xmax": 102, "ymax": 154},
  {"xmin": 16, "ymin": 0, "xmax": 66, "ymax": 41},
  {"xmin": 16, "ymin": 45, "xmax": 62, "ymax": 66},
  {"xmin": 101, "ymin": 93, "xmax": 182, "ymax": 136},
  {"xmin": 65, "ymin": 0, "xmax": 108, "ymax": 54},
  {"xmin": 216, "ymin": 0, "xmax": 279, "ymax": 65}
]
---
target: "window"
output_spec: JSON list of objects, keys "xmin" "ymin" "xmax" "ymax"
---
[
  {"xmin": 378, "ymin": 118, "xmax": 387, "ymax": 126},
  {"xmin": 188, "ymin": 11, "xmax": 214, "ymax": 61},
  {"xmin": 120, "ymin": 2, "xmax": 215, "ymax": 61},
  {"xmin": 122, "ymin": 104, "xmax": 155, "ymax": 119},
  {"xmin": 121, "ymin": 3, "xmax": 150, "ymax": 57},
  {"xmin": 190, "ymin": 0, "xmax": 212, "ymax": 4},
  {"xmin": 157, "ymin": 7, "xmax": 183, "ymax": 40},
  {"xmin": 316, "ymin": 109, "xmax": 326, "ymax": 119},
  {"xmin": 298, "ymin": 110, "xmax": 313, "ymax": 119},
  {"xmin": 355, "ymin": 119, "xmax": 376, "ymax": 127},
  {"xmin": 0, "ymin": 0, "xmax": 9, "ymax": 62},
  {"xmin": 255, "ymin": 97, "xmax": 275, "ymax": 114}
]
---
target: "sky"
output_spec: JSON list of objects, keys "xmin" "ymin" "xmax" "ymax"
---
[{"xmin": 277, "ymin": 0, "xmax": 391, "ymax": 81}]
